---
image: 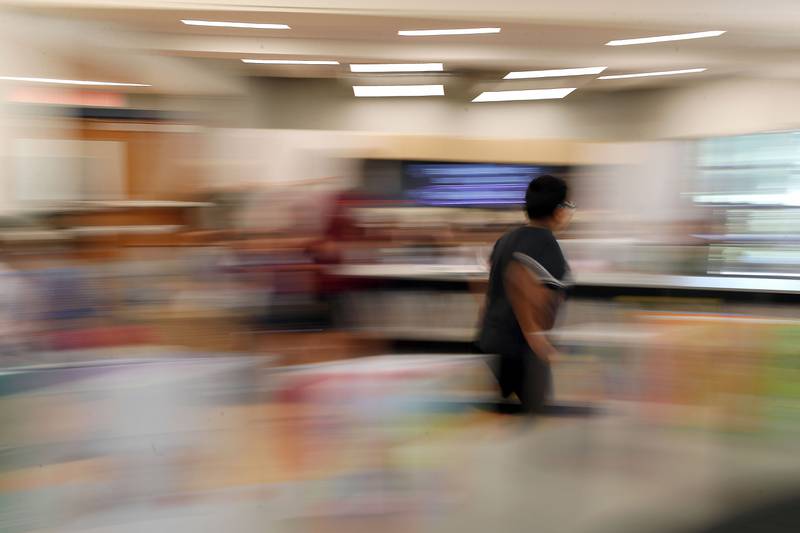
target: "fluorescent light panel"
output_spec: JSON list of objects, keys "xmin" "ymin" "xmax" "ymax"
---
[
  {"xmin": 606, "ymin": 30, "xmax": 725, "ymax": 46},
  {"xmin": 398, "ymin": 27, "xmax": 500, "ymax": 36},
  {"xmin": 353, "ymin": 84, "xmax": 444, "ymax": 97},
  {"xmin": 350, "ymin": 63, "xmax": 444, "ymax": 73},
  {"xmin": 242, "ymin": 59, "xmax": 339, "ymax": 65},
  {"xmin": 472, "ymin": 87, "xmax": 576, "ymax": 102},
  {"xmin": 0, "ymin": 76, "xmax": 150, "ymax": 87},
  {"xmin": 598, "ymin": 68, "xmax": 706, "ymax": 80},
  {"xmin": 181, "ymin": 19, "xmax": 290, "ymax": 30},
  {"xmin": 504, "ymin": 66, "xmax": 606, "ymax": 79}
]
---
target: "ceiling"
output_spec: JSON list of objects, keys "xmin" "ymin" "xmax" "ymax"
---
[{"xmin": 2, "ymin": 0, "xmax": 800, "ymax": 97}]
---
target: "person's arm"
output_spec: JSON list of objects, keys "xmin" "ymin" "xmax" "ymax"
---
[
  {"xmin": 504, "ymin": 260, "xmax": 559, "ymax": 363},
  {"xmin": 470, "ymin": 242, "xmax": 496, "ymax": 321}
]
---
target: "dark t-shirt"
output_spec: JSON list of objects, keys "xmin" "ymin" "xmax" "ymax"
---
[{"xmin": 478, "ymin": 226, "xmax": 571, "ymax": 354}]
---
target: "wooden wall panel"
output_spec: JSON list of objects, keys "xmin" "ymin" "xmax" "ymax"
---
[
  {"xmin": 355, "ymin": 134, "xmax": 578, "ymax": 164},
  {"xmin": 81, "ymin": 122, "xmax": 208, "ymax": 200}
]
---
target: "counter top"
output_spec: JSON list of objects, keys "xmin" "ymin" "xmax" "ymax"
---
[{"xmin": 333, "ymin": 264, "xmax": 800, "ymax": 294}]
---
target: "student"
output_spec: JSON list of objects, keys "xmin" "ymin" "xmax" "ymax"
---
[{"xmin": 478, "ymin": 175, "xmax": 575, "ymax": 413}]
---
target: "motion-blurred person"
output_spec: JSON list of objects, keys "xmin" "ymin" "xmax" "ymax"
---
[
  {"xmin": 308, "ymin": 180, "xmax": 368, "ymax": 328},
  {"xmin": 478, "ymin": 175, "xmax": 575, "ymax": 413}
]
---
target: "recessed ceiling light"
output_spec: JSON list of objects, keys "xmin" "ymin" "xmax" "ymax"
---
[
  {"xmin": 0, "ymin": 76, "xmax": 151, "ymax": 87},
  {"xmin": 606, "ymin": 30, "xmax": 725, "ymax": 46},
  {"xmin": 398, "ymin": 27, "xmax": 501, "ymax": 36},
  {"xmin": 242, "ymin": 59, "xmax": 339, "ymax": 65},
  {"xmin": 598, "ymin": 68, "xmax": 706, "ymax": 80},
  {"xmin": 472, "ymin": 88, "xmax": 576, "ymax": 102},
  {"xmin": 350, "ymin": 63, "xmax": 444, "ymax": 73},
  {"xmin": 353, "ymin": 85, "xmax": 445, "ymax": 97},
  {"xmin": 504, "ymin": 66, "xmax": 607, "ymax": 79},
  {"xmin": 181, "ymin": 19, "xmax": 290, "ymax": 30}
]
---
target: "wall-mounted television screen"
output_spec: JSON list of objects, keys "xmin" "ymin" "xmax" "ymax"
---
[{"xmin": 402, "ymin": 161, "xmax": 569, "ymax": 207}]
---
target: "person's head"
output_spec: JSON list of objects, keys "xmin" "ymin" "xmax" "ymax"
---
[{"xmin": 524, "ymin": 174, "xmax": 574, "ymax": 231}]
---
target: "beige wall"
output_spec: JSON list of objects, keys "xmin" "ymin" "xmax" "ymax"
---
[
  {"xmin": 127, "ymin": 75, "xmax": 800, "ymax": 144},
  {"xmin": 249, "ymin": 78, "xmax": 652, "ymax": 141},
  {"xmin": 245, "ymin": 76, "xmax": 800, "ymax": 142},
  {"xmin": 640, "ymin": 77, "xmax": 800, "ymax": 139}
]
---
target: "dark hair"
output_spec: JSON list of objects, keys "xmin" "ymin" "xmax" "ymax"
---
[{"xmin": 524, "ymin": 174, "xmax": 568, "ymax": 219}]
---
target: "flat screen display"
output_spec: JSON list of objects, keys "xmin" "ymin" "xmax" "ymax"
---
[{"xmin": 402, "ymin": 161, "xmax": 568, "ymax": 207}]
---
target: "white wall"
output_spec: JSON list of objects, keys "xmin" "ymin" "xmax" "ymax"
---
[
  {"xmin": 0, "ymin": 11, "xmax": 82, "ymax": 213},
  {"xmin": 203, "ymin": 128, "xmax": 376, "ymax": 188},
  {"xmin": 575, "ymin": 141, "xmax": 696, "ymax": 228}
]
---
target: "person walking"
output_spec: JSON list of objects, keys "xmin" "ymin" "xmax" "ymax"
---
[{"xmin": 478, "ymin": 175, "xmax": 575, "ymax": 413}]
